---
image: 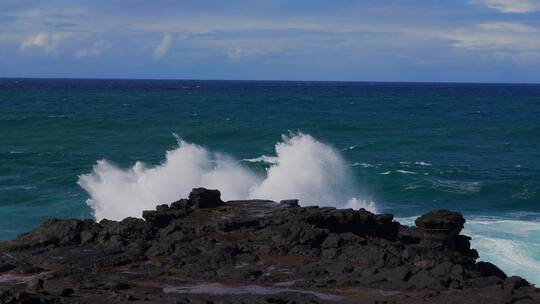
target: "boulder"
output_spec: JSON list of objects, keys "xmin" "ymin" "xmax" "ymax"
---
[
  {"xmin": 188, "ymin": 188, "xmax": 223, "ymax": 208},
  {"xmin": 280, "ymin": 199, "xmax": 300, "ymax": 208},
  {"xmin": 415, "ymin": 209, "xmax": 465, "ymax": 249}
]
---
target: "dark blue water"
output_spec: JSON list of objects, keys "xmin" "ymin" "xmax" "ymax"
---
[{"xmin": 1, "ymin": 78, "xmax": 539, "ymax": 283}]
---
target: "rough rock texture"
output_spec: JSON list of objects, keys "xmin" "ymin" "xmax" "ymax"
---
[{"xmin": 0, "ymin": 188, "xmax": 538, "ymax": 303}]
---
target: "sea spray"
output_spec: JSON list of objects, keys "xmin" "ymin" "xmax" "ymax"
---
[
  {"xmin": 79, "ymin": 133, "xmax": 377, "ymax": 221},
  {"xmin": 78, "ymin": 141, "xmax": 259, "ymax": 220}
]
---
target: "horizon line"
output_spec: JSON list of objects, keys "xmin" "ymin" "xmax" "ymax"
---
[{"xmin": 1, "ymin": 76, "xmax": 539, "ymax": 86}]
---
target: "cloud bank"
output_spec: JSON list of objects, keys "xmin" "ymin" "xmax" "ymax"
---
[{"xmin": 1, "ymin": 1, "xmax": 540, "ymax": 82}]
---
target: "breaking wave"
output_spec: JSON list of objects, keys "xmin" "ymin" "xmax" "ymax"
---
[
  {"xmin": 465, "ymin": 216, "xmax": 540, "ymax": 286},
  {"xmin": 79, "ymin": 133, "xmax": 377, "ymax": 221}
]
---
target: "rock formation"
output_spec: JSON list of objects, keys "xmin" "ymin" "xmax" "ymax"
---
[{"xmin": 0, "ymin": 188, "xmax": 538, "ymax": 303}]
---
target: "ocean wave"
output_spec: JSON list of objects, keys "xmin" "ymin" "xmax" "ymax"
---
[
  {"xmin": 465, "ymin": 217, "xmax": 540, "ymax": 285},
  {"xmin": 242, "ymin": 155, "xmax": 279, "ymax": 164},
  {"xmin": 0, "ymin": 185, "xmax": 36, "ymax": 191},
  {"xmin": 511, "ymin": 184, "xmax": 538, "ymax": 200},
  {"xmin": 396, "ymin": 170, "xmax": 417, "ymax": 175},
  {"xmin": 351, "ymin": 162, "xmax": 376, "ymax": 168},
  {"xmin": 0, "ymin": 175, "xmax": 20, "ymax": 182},
  {"xmin": 428, "ymin": 178, "xmax": 482, "ymax": 194},
  {"xmin": 79, "ymin": 133, "xmax": 377, "ymax": 221},
  {"xmin": 342, "ymin": 145, "xmax": 357, "ymax": 151}
]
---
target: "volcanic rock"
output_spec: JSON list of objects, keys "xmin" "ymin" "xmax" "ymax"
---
[{"xmin": 0, "ymin": 188, "xmax": 537, "ymax": 304}]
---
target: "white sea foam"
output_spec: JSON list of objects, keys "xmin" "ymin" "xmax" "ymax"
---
[
  {"xmin": 242, "ymin": 155, "xmax": 279, "ymax": 164},
  {"xmin": 351, "ymin": 162, "xmax": 375, "ymax": 168},
  {"xmin": 342, "ymin": 145, "xmax": 357, "ymax": 151},
  {"xmin": 79, "ymin": 133, "xmax": 377, "ymax": 221},
  {"xmin": 428, "ymin": 179, "xmax": 482, "ymax": 194},
  {"xmin": 396, "ymin": 170, "xmax": 417, "ymax": 175},
  {"xmin": 465, "ymin": 218, "xmax": 540, "ymax": 286}
]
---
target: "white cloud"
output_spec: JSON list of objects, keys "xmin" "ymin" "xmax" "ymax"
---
[
  {"xmin": 474, "ymin": 0, "xmax": 540, "ymax": 13},
  {"xmin": 476, "ymin": 22, "xmax": 538, "ymax": 32},
  {"xmin": 75, "ymin": 40, "xmax": 106, "ymax": 59},
  {"xmin": 20, "ymin": 32, "xmax": 69, "ymax": 52},
  {"xmin": 449, "ymin": 22, "xmax": 540, "ymax": 51},
  {"xmin": 432, "ymin": 22, "xmax": 540, "ymax": 62},
  {"xmin": 153, "ymin": 33, "xmax": 173, "ymax": 59}
]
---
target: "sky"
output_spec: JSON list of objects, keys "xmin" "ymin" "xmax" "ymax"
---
[{"xmin": 1, "ymin": 0, "xmax": 540, "ymax": 83}]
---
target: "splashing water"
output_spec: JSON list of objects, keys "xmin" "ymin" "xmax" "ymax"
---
[{"xmin": 78, "ymin": 133, "xmax": 377, "ymax": 221}]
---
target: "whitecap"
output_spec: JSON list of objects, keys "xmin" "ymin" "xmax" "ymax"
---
[
  {"xmin": 428, "ymin": 179, "xmax": 481, "ymax": 194},
  {"xmin": 342, "ymin": 145, "xmax": 357, "ymax": 151},
  {"xmin": 242, "ymin": 155, "xmax": 279, "ymax": 164},
  {"xmin": 396, "ymin": 170, "xmax": 417, "ymax": 175},
  {"xmin": 351, "ymin": 162, "xmax": 374, "ymax": 168},
  {"xmin": 414, "ymin": 161, "xmax": 432, "ymax": 166}
]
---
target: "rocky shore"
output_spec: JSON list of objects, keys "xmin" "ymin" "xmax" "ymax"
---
[{"xmin": 0, "ymin": 188, "xmax": 538, "ymax": 303}]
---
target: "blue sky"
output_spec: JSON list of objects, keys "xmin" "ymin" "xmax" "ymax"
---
[{"xmin": 1, "ymin": 0, "xmax": 540, "ymax": 82}]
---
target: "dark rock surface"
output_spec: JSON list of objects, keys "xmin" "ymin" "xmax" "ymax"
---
[{"xmin": 0, "ymin": 188, "xmax": 538, "ymax": 303}]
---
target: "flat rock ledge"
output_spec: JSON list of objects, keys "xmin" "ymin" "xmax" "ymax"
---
[{"xmin": 0, "ymin": 188, "xmax": 538, "ymax": 304}]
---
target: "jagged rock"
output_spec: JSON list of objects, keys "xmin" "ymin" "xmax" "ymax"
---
[{"xmin": 0, "ymin": 188, "xmax": 537, "ymax": 304}]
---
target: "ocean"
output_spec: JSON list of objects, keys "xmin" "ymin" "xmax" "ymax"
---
[{"xmin": 1, "ymin": 78, "xmax": 539, "ymax": 284}]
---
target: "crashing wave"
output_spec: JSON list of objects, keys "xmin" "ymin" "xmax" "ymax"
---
[{"xmin": 78, "ymin": 133, "xmax": 377, "ymax": 221}]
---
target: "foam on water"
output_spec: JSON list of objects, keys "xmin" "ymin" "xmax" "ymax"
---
[
  {"xmin": 465, "ymin": 217, "xmax": 540, "ymax": 286},
  {"xmin": 397, "ymin": 215, "xmax": 540, "ymax": 286},
  {"xmin": 79, "ymin": 133, "xmax": 376, "ymax": 221},
  {"xmin": 396, "ymin": 170, "xmax": 417, "ymax": 175},
  {"xmin": 428, "ymin": 179, "xmax": 482, "ymax": 194},
  {"xmin": 241, "ymin": 155, "xmax": 279, "ymax": 164}
]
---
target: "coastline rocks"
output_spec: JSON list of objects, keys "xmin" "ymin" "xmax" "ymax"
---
[
  {"xmin": 0, "ymin": 188, "xmax": 538, "ymax": 304},
  {"xmin": 189, "ymin": 187, "xmax": 223, "ymax": 208},
  {"xmin": 415, "ymin": 209, "xmax": 464, "ymax": 249}
]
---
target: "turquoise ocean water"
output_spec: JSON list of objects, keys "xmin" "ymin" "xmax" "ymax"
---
[{"xmin": 1, "ymin": 79, "xmax": 539, "ymax": 283}]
